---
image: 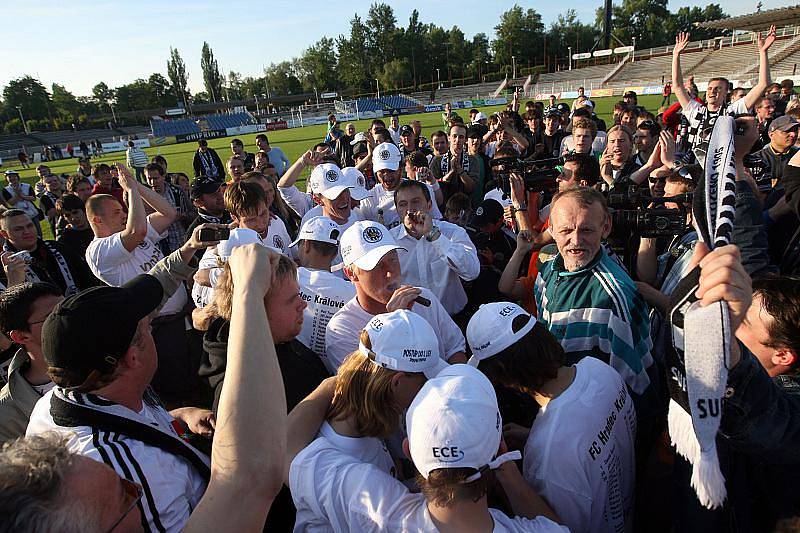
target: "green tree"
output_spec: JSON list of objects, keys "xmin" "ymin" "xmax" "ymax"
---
[
  {"xmin": 51, "ymin": 83, "xmax": 81, "ymax": 119},
  {"xmin": 200, "ymin": 42, "xmax": 224, "ymax": 102},
  {"xmin": 548, "ymin": 10, "xmax": 600, "ymax": 70},
  {"xmin": 297, "ymin": 37, "xmax": 339, "ymax": 93},
  {"xmin": 336, "ymin": 15, "xmax": 372, "ymax": 92},
  {"xmin": 366, "ymin": 3, "xmax": 399, "ymax": 72},
  {"xmin": 148, "ymin": 73, "xmax": 174, "ymax": 107},
  {"xmin": 91, "ymin": 82, "xmax": 115, "ymax": 112},
  {"xmin": 3, "ymin": 76, "xmax": 52, "ymax": 122},
  {"xmin": 597, "ymin": 0, "xmax": 671, "ymax": 49},
  {"xmin": 669, "ymin": 5, "xmax": 728, "ymax": 40},
  {"xmin": 263, "ymin": 61, "xmax": 303, "ymax": 96},
  {"xmin": 166, "ymin": 47, "xmax": 190, "ymax": 106},
  {"xmin": 468, "ymin": 33, "xmax": 492, "ymax": 80},
  {"xmin": 378, "ymin": 59, "xmax": 411, "ymax": 90},
  {"xmin": 492, "ymin": 5, "xmax": 545, "ymax": 74}
]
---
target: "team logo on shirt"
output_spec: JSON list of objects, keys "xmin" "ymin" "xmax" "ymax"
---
[
  {"xmin": 325, "ymin": 169, "xmax": 339, "ymax": 182},
  {"xmin": 379, "ymin": 149, "xmax": 390, "ymax": 161},
  {"xmin": 273, "ymin": 235, "xmax": 285, "ymax": 250},
  {"xmin": 475, "ymin": 207, "xmax": 484, "ymax": 216},
  {"xmin": 362, "ymin": 226, "xmax": 383, "ymax": 243},
  {"xmin": 357, "ymin": 176, "xmax": 365, "ymax": 187}
]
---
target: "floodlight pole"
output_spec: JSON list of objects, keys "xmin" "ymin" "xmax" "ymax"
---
[
  {"xmin": 16, "ymin": 106, "xmax": 28, "ymax": 134},
  {"xmin": 568, "ymin": 47, "xmax": 572, "ymax": 70},
  {"xmin": 375, "ymin": 79, "xmax": 380, "ymax": 99},
  {"xmin": 512, "ymin": 56, "xmax": 517, "ymax": 79}
]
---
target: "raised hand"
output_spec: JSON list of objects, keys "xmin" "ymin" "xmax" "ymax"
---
[
  {"xmin": 659, "ymin": 131, "xmax": 677, "ymax": 166},
  {"xmin": 674, "ymin": 32, "xmax": 690, "ymax": 55},
  {"xmin": 758, "ymin": 25, "xmax": 777, "ymax": 52},
  {"xmin": 115, "ymin": 163, "xmax": 136, "ymax": 191}
]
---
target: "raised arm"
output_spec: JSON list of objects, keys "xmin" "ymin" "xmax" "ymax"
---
[
  {"xmin": 671, "ymin": 32, "xmax": 692, "ymax": 110},
  {"xmin": 278, "ymin": 150, "xmax": 317, "ymax": 188},
  {"xmin": 117, "ymin": 164, "xmax": 149, "ymax": 252},
  {"xmin": 284, "ymin": 377, "xmax": 337, "ymax": 483},
  {"xmin": 743, "ymin": 25, "xmax": 777, "ymax": 111},
  {"xmin": 136, "ymin": 180, "xmax": 177, "ymax": 234},
  {"xmin": 185, "ymin": 244, "xmax": 286, "ymax": 532}
]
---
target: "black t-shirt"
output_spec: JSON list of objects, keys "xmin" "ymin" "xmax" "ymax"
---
[
  {"xmin": 538, "ymin": 131, "xmax": 566, "ymax": 159},
  {"xmin": 57, "ymin": 227, "xmax": 94, "ymax": 258}
]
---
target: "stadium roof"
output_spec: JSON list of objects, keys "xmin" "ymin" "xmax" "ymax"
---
[{"xmin": 697, "ymin": 4, "xmax": 800, "ymax": 31}]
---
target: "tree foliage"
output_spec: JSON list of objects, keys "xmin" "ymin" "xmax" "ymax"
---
[
  {"xmin": 201, "ymin": 42, "xmax": 224, "ymax": 102},
  {"xmin": 166, "ymin": 47, "xmax": 190, "ymax": 106}
]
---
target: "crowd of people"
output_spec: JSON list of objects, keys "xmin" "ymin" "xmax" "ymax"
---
[{"xmin": 0, "ymin": 26, "xmax": 800, "ymax": 533}]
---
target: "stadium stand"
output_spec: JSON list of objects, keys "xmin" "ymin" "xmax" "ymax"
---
[{"xmin": 149, "ymin": 112, "xmax": 255, "ymax": 137}]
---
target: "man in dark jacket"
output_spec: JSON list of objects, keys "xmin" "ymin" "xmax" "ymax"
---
[{"xmin": 192, "ymin": 139, "xmax": 225, "ymax": 181}]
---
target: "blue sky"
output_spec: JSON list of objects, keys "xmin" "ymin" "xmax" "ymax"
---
[{"xmin": 0, "ymin": 0, "xmax": 787, "ymax": 97}]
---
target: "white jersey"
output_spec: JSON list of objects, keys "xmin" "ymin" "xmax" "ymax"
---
[
  {"xmin": 297, "ymin": 267, "xmax": 356, "ymax": 358},
  {"xmin": 27, "ymin": 388, "xmax": 208, "ymax": 533},
  {"xmin": 289, "ymin": 443, "xmax": 567, "ymax": 533},
  {"xmin": 300, "ymin": 207, "xmax": 363, "ymax": 276},
  {"xmin": 86, "ymin": 223, "xmax": 187, "ymax": 316},
  {"xmin": 265, "ymin": 216, "xmax": 294, "ymax": 258},
  {"xmin": 359, "ymin": 182, "xmax": 443, "ymax": 229},
  {"xmin": 324, "ymin": 288, "xmax": 465, "ymax": 374},
  {"xmin": 523, "ymin": 357, "xmax": 636, "ymax": 533},
  {"xmin": 279, "ymin": 185, "xmax": 315, "ymax": 218}
]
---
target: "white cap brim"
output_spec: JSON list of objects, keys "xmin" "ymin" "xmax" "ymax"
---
[
  {"xmin": 373, "ymin": 159, "xmax": 400, "ymax": 172},
  {"xmin": 349, "ymin": 187, "xmax": 371, "ymax": 201},
  {"xmin": 318, "ymin": 185, "xmax": 351, "ymax": 200},
  {"xmin": 351, "ymin": 244, "xmax": 406, "ymax": 270}
]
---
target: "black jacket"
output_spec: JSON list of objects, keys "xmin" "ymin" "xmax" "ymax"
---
[
  {"xmin": 192, "ymin": 148, "xmax": 225, "ymax": 180},
  {"xmin": 2, "ymin": 239, "xmax": 100, "ymax": 294}
]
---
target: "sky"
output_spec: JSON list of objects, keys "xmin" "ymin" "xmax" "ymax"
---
[{"xmin": 0, "ymin": 0, "xmax": 788, "ymax": 97}]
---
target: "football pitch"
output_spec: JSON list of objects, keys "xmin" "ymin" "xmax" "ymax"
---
[{"xmin": 7, "ymin": 94, "xmax": 666, "ymax": 239}]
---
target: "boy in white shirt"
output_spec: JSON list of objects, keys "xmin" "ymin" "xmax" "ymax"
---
[
  {"xmin": 467, "ymin": 302, "xmax": 637, "ymax": 533},
  {"xmin": 293, "ymin": 216, "xmax": 356, "ymax": 357}
]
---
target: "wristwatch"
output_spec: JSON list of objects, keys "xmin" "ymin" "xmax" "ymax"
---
[{"xmin": 425, "ymin": 226, "xmax": 442, "ymax": 242}]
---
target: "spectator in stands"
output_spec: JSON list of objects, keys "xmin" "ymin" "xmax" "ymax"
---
[
  {"xmin": 431, "ymin": 123, "xmax": 479, "ymax": 202},
  {"xmin": 55, "ymin": 194, "xmax": 93, "ymax": 258},
  {"xmin": 226, "ymin": 156, "xmax": 246, "ymax": 181},
  {"xmin": 66, "ymin": 175, "xmax": 93, "ymax": 203},
  {"xmin": 633, "ymin": 120, "xmax": 662, "ymax": 166},
  {"xmin": 144, "ymin": 162, "xmax": 193, "ymax": 255},
  {"xmin": 2, "ymin": 171, "xmax": 41, "ymax": 236},
  {"xmin": 325, "ymin": 220, "xmax": 466, "ymax": 373},
  {"xmin": 776, "ymin": 79, "xmax": 796, "ymax": 116},
  {"xmin": 256, "ymin": 133, "xmax": 290, "ymax": 176},
  {"xmin": 0, "ymin": 209, "xmax": 98, "ymax": 295},
  {"xmin": 230, "ymin": 138, "xmax": 255, "ymax": 171},
  {"xmin": 390, "ymin": 180, "xmax": 479, "ymax": 316},
  {"xmin": 0, "ymin": 282, "xmax": 62, "ymax": 444},
  {"xmin": 125, "ymin": 141, "xmax": 149, "ymax": 182},
  {"xmin": 192, "ymin": 139, "xmax": 225, "ymax": 181},
  {"xmin": 466, "ymin": 302, "xmax": 635, "ymax": 533}
]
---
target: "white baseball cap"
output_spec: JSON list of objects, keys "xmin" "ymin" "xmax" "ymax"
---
[
  {"xmin": 309, "ymin": 163, "xmax": 350, "ymax": 200},
  {"xmin": 372, "ymin": 142, "xmax": 402, "ymax": 172},
  {"xmin": 289, "ymin": 216, "xmax": 341, "ymax": 247},
  {"xmin": 340, "ymin": 220, "xmax": 406, "ymax": 270},
  {"xmin": 216, "ymin": 228, "xmax": 267, "ymax": 259},
  {"xmin": 350, "ymin": 132, "xmax": 368, "ymax": 145},
  {"xmin": 359, "ymin": 310, "xmax": 447, "ymax": 378},
  {"xmin": 473, "ymin": 112, "xmax": 488, "ymax": 123},
  {"xmin": 341, "ymin": 167, "xmax": 371, "ymax": 201},
  {"xmin": 406, "ymin": 364, "xmax": 520, "ymax": 480},
  {"xmin": 483, "ymin": 187, "xmax": 512, "ymax": 208},
  {"xmin": 466, "ymin": 302, "xmax": 537, "ymax": 367}
]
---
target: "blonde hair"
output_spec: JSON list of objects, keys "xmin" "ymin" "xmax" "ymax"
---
[
  {"xmin": 326, "ymin": 330, "xmax": 403, "ymax": 438},
  {"xmin": 208, "ymin": 253, "xmax": 297, "ymax": 321}
]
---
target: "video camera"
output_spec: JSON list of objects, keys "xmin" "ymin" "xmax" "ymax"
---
[
  {"xmin": 606, "ymin": 183, "xmax": 692, "ymax": 239},
  {"xmin": 490, "ymin": 156, "xmax": 560, "ymax": 196}
]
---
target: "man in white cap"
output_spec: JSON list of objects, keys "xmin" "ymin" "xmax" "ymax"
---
[
  {"xmin": 287, "ymin": 363, "xmax": 566, "ymax": 532},
  {"xmin": 325, "ymin": 220, "xmax": 465, "ymax": 373},
  {"xmin": 293, "ymin": 216, "xmax": 356, "ymax": 358},
  {"xmin": 390, "ymin": 180, "xmax": 479, "ymax": 316},
  {"xmin": 466, "ymin": 302, "xmax": 636, "ymax": 533},
  {"xmin": 359, "ymin": 142, "xmax": 442, "ymax": 228},
  {"xmin": 300, "ymin": 164, "xmax": 369, "ymax": 231}
]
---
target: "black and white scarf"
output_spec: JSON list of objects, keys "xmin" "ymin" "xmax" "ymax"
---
[
  {"xmin": 440, "ymin": 150, "xmax": 470, "ymax": 175},
  {"xmin": 666, "ymin": 115, "xmax": 737, "ymax": 509},
  {"xmin": 197, "ymin": 149, "xmax": 219, "ymax": 178}
]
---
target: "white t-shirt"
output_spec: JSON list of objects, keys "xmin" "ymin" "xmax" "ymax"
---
[
  {"xmin": 359, "ymin": 182, "xmax": 443, "ymax": 229},
  {"xmin": 324, "ymin": 287, "xmax": 464, "ymax": 374},
  {"xmin": 265, "ymin": 216, "xmax": 294, "ymax": 258},
  {"xmin": 290, "ymin": 438, "xmax": 567, "ymax": 533},
  {"xmin": 86, "ymin": 223, "xmax": 188, "ymax": 316},
  {"xmin": 297, "ymin": 267, "xmax": 356, "ymax": 358},
  {"xmin": 300, "ymin": 206, "xmax": 363, "ymax": 276},
  {"xmin": 279, "ymin": 185, "xmax": 315, "ymax": 218},
  {"xmin": 523, "ymin": 357, "xmax": 636, "ymax": 533}
]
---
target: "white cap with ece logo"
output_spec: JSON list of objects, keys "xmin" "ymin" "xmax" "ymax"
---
[
  {"xmin": 371, "ymin": 142, "xmax": 402, "ymax": 172},
  {"xmin": 359, "ymin": 310, "xmax": 447, "ymax": 379},
  {"xmin": 340, "ymin": 220, "xmax": 406, "ymax": 270},
  {"xmin": 289, "ymin": 216, "xmax": 341, "ymax": 247},
  {"xmin": 406, "ymin": 364, "xmax": 521, "ymax": 480},
  {"xmin": 309, "ymin": 163, "xmax": 350, "ymax": 200},
  {"xmin": 341, "ymin": 167, "xmax": 371, "ymax": 201},
  {"xmin": 466, "ymin": 302, "xmax": 537, "ymax": 367}
]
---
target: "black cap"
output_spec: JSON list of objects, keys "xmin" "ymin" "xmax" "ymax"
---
[
  {"xmin": 556, "ymin": 103, "xmax": 570, "ymax": 115},
  {"xmin": 545, "ymin": 109, "xmax": 561, "ymax": 119},
  {"xmin": 470, "ymin": 199, "xmax": 504, "ymax": 227},
  {"xmin": 190, "ymin": 176, "xmax": 223, "ymax": 200},
  {"xmin": 42, "ymin": 275, "xmax": 164, "ymax": 390},
  {"xmin": 467, "ymin": 124, "xmax": 488, "ymax": 139},
  {"xmin": 624, "ymin": 90, "xmax": 637, "ymax": 97},
  {"xmin": 399, "ymin": 125, "xmax": 413, "ymax": 136},
  {"xmin": 352, "ymin": 141, "xmax": 368, "ymax": 157}
]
